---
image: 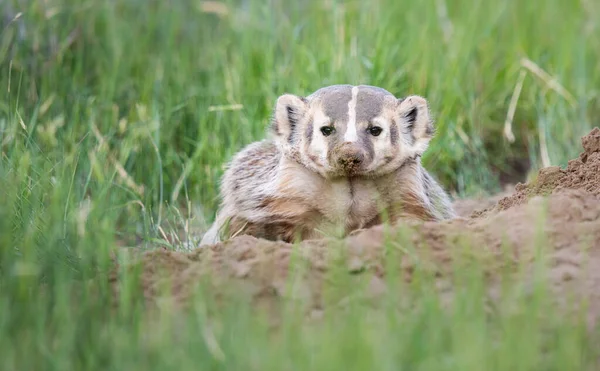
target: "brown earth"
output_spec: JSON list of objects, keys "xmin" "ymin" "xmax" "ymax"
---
[
  {"xmin": 113, "ymin": 128, "xmax": 600, "ymax": 326},
  {"xmin": 475, "ymin": 127, "xmax": 600, "ymax": 217}
]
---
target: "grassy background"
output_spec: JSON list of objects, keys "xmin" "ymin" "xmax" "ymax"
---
[{"xmin": 1, "ymin": 0, "xmax": 599, "ymax": 369}]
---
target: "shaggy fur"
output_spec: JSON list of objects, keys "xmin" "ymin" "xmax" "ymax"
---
[{"xmin": 200, "ymin": 85, "xmax": 456, "ymax": 246}]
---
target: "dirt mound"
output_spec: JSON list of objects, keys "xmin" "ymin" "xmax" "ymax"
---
[
  {"xmin": 114, "ymin": 128, "xmax": 600, "ymax": 326},
  {"xmin": 478, "ymin": 127, "xmax": 600, "ymax": 215},
  {"xmin": 131, "ymin": 189, "xmax": 600, "ymax": 324}
]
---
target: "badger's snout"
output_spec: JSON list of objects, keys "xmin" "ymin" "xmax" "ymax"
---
[
  {"xmin": 333, "ymin": 144, "xmax": 369, "ymax": 174},
  {"xmin": 338, "ymin": 151, "xmax": 364, "ymax": 167}
]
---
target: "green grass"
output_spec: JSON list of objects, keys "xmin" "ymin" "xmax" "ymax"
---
[{"xmin": 1, "ymin": 0, "xmax": 599, "ymax": 369}]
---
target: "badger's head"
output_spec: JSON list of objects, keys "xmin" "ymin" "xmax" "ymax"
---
[{"xmin": 270, "ymin": 84, "xmax": 435, "ymax": 179}]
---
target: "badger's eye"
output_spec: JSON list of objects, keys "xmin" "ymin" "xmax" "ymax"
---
[
  {"xmin": 369, "ymin": 126, "xmax": 383, "ymax": 136},
  {"xmin": 320, "ymin": 126, "xmax": 335, "ymax": 136}
]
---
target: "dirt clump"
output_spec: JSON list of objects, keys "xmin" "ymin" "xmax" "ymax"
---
[{"xmin": 476, "ymin": 127, "xmax": 600, "ymax": 215}]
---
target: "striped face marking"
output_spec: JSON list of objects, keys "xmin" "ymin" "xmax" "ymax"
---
[
  {"xmin": 303, "ymin": 85, "xmax": 398, "ymax": 176},
  {"xmin": 343, "ymin": 86, "xmax": 360, "ymax": 143},
  {"xmin": 291, "ymin": 84, "xmax": 431, "ymax": 178}
]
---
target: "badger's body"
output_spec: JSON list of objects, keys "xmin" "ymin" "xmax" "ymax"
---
[{"xmin": 200, "ymin": 84, "xmax": 456, "ymax": 246}]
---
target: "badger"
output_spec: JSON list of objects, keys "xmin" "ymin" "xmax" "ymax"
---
[{"xmin": 199, "ymin": 84, "xmax": 456, "ymax": 246}]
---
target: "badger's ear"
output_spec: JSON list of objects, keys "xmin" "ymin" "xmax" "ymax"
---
[
  {"xmin": 271, "ymin": 94, "xmax": 308, "ymax": 143},
  {"xmin": 396, "ymin": 95, "xmax": 435, "ymax": 154}
]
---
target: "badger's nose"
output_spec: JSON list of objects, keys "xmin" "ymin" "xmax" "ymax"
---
[{"xmin": 337, "ymin": 150, "xmax": 364, "ymax": 169}]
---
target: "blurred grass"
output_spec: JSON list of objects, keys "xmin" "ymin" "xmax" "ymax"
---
[{"xmin": 1, "ymin": 0, "xmax": 599, "ymax": 369}]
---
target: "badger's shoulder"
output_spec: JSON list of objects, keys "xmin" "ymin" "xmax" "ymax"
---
[
  {"xmin": 220, "ymin": 140, "xmax": 281, "ymax": 207},
  {"xmin": 220, "ymin": 139, "xmax": 281, "ymax": 197},
  {"xmin": 378, "ymin": 159, "xmax": 455, "ymax": 222}
]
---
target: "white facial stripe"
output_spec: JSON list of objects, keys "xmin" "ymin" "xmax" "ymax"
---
[{"xmin": 344, "ymin": 86, "xmax": 360, "ymax": 142}]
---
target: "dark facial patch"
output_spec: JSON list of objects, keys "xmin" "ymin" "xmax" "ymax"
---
[
  {"xmin": 358, "ymin": 130, "xmax": 375, "ymax": 161},
  {"xmin": 305, "ymin": 120, "xmax": 313, "ymax": 145},
  {"xmin": 355, "ymin": 86, "xmax": 390, "ymax": 124},
  {"xmin": 309, "ymin": 85, "xmax": 393, "ymax": 135},
  {"xmin": 390, "ymin": 119, "xmax": 399, "ymax": 146},
  {"xmin": 318, "ymin": 85, "xmax": 353, "ymax": 123}
]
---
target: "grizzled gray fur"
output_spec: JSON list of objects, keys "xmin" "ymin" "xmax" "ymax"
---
[{"xmin": 200, "ymin": 84, "xmax": 456, "ymax": 246}]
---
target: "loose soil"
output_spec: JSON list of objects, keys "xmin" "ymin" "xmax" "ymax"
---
[
  {"xmin": 114, "ymin": 128, "xmax": 600, "ymax": 326},
  {"xmin": 476, "ymin": 127, "xmax": 600, "ymax": 216}
]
